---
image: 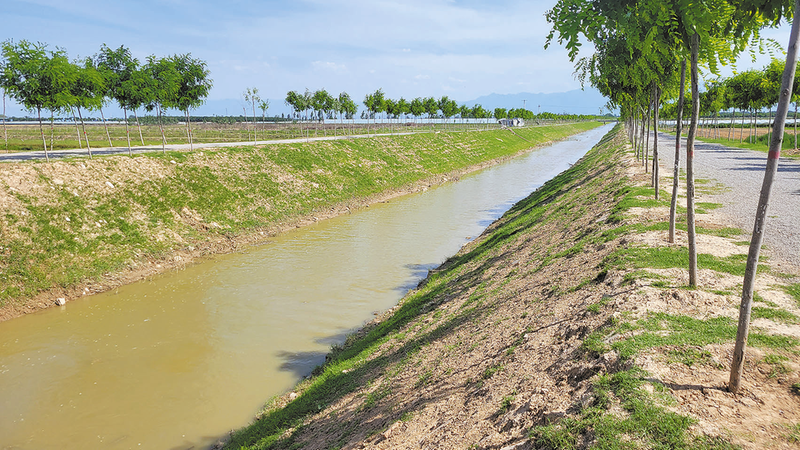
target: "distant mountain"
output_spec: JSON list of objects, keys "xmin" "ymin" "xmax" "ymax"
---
[{"xmin": 461, "ymin": 89, "xmax": 613, "ymax": 115}]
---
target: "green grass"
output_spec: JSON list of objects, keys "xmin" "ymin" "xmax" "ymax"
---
[
  {"xmin": 587, "ymin": 294, "xmax": 613, "ymax": 314},
  {"xmin": 784, "ymin": 283, "xmax": 800, "ymax": 307},
  {"xmin": 787, "ymin": 423, "xmax": 800, "ymax": 443},
  {"xmin": 608, "ymin": 246, "xmax": 756, "ymax": 277},
  {"xmin": 529, "ymin": 368, "xmax": 737, "ymax": 450},
  {"xmin": 752, "ymin": 306, "xmax": 799, "ymax": 324},
  {"xmin": 593, "ymin": 312, "xmax": 800, "ymax": 361},
  {"xmin": 666, "ymin": 346, "xmax": 718, "ymax": 368}
]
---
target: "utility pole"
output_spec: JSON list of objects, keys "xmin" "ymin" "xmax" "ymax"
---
[{"xmin": 523, "ymin": 99, "xmax": 527, "ymax": 110}]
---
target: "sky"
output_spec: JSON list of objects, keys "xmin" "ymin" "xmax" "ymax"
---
[{"xmin": 0, "ymin": 0, "xmax": 795, "ymax": 117}]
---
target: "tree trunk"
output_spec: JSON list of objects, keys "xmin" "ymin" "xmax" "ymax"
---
[
  {"xmin": 49, "ymin": 110, "xmax": 55, "ymax": 152},
  {"xmin": 100, "ymin": 108, "xmax": 113, "ymax": 147},
  {"xmin": 730, "ymin": 0, "xmax": 800, "ymax": 394},
  {"xmin": 653, "ymin": 85, "xmax": 660, "ymax": 199},
  {"xmin": 124, "ymin": 107, "xmax": 132, "ymax": 156},
  {"xmin": 252, "ymin": 101, "xmax": 257, "ymax": 143},
  {"xmin": 186, "ymin": 109, "xmax": 194, "ymax": 151},
  {"xmin": 729, "ymin": 108, "xmax": 734, "ymax": 141},
  {"xmin": 70, "ymin": 106, "xmax": 83, "ymax": 149},
  {"xmin": 645, "ymin": 100, "xmax": 651, "ymax": 176},
  {"xmin": 741, "ymin": 108, "xmax": 746, "ymax": 143},
  {"xmin": 633, "ymin": 109, "xmax": 639, "ymax": 159},
  {"xmin": 157, "ymin": 106, "xmax": 166, "ymax": 153},
  {"xmin": 768, "ymin": 107, "xmax": 772, "ymax": 146},
  {"xmin": 795, "ymin": 102, "xmax": 797, "ymax": 150},
  {"xmin": 37, "ymin": 107, "xmax": 49, "ymax": 161},
  {"xmin": 687, "ymin": 34, "xmax": 700, "ymax": 287},
  {"xmin": 2, "ymin": 91, "xmax": 7, "ymax": 152},
  {"xmin": 670, "ymin": 59, "xmax": 687, "ymax": 244},
  {"xmin": 77, "ymin": 107, "xmax": 92, "ymax": 159},
  {"xmin": 134, "ymin": 109, "xmax": 145, "ymax": 145}
]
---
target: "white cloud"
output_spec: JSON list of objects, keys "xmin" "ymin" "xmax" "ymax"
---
[{"xmin": 311, "ymin": 61, "xmax": 348, "ymax": 73}]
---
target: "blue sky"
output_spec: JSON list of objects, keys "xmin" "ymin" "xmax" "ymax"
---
[{"xmin": 1, "ymin": 0, "xmax": 795, "ymax": 117}]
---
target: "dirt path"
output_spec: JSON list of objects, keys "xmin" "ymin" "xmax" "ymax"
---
[
  {"xmin": 655, "ymin": 131, "xmax": 800, "ymax": 275},
  {"xmin": 0, "ymin": 131, "xmax": 420, "ymax": 162}
]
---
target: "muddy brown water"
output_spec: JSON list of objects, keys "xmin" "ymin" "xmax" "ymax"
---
[{"xmin": 0, "ymin": 124, "xmax": 613, "ymax": 449}]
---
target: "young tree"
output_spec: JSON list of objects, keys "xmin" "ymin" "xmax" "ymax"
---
[
  {"xmin": 731, "ymin": 0, "xmax": 800, "ymax": 395},
  {"xmin": 439, "ymin": 96, "xmax": 458, "ymax": 129},
  {"xmin": 397, "ymin": 97, "xmax": 409, "ymax": 123},
  {"xmin": 338, "ymin": 92, "xmax": 357, "ymax": 135},
  {"xmin": 385, "ymin": 97, "xmax": 397, "ymax": 133},
  {"xmin": 70, "ymin": 58, "xmax": 106, "ymax": 158},
  {"xmin": 367, "ymin": 88, "xmax": 385, "ymax": 122},
  {"xmin": 410, "ymin": 97, "xmax": 424, "ymax": 125},
  {"xmin": 285, "ymin": 90, "xmax": 304, "ymax": 120},
  {"xmin": 96, "ymin": 44, "xmax": 139, "ymax": 155},
  {"xmin": 244, "ymin": 87, "xmax": 261, "ymax": 143},
  {"xmin": 143, "ymin": 55, "xmax": 179, "ymax": 152},
  {"xmin": 424, "ymin": 96, "xmax": 438, "ymax": 129},
  {"xmin": 0, "ymin": 40, "xmax": 69, "ymax": 160},
  {"xmin": 364, "ymin": 88, "xmax": 385, "ymax": 135},
  {"xmin": 669, "ymin": 60, "xmax": 687, "ymax": 243},
  {"xmin": 258, "ymin": 98, "xmax": 270, "ymax": 123},
  {"xmin": 127, "ymin": 66, "xmax": 153, "ymax": 146},
  {"xmin": 1, "ymin": 87, "xmax": 6, "ymax": 152},
  {"xmin": 169, "ymin": 53, "xmax": 212, "ymax": 151}
]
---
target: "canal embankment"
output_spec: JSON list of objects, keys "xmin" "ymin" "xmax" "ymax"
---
[
  {"xmin": 0, "ymin": 123, "xmax": 600, "ymax": 321},
  {"xmin": 224, "ymin": 125, "xmax": 800, "ymax": 450}
]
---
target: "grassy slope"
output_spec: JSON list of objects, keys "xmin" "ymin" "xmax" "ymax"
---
[
  {"xmin": 224, "ymin": 125, "xmax": 800, "ymax": 449},
  {"xmin": 0, "ymin": 123, "xmax": 599, "ymax": 308}
]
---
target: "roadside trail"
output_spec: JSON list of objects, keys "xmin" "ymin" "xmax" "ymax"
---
[
  {"xmin": 655, "ymin": 131, "xmax": 800, "ymax": 274},
  {"xmin": 0, "ymin": 131, "xmax": 419, "ymax": 162}
]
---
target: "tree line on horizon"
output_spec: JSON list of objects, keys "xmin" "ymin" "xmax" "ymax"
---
[
  {"xmin": 0, "ymin": 40, "xmax": 212, "ymax": 159},
  {"xmin": 547, "ymin": 0, "xmax": 798, "ymax": 394},
  {"xmin": 283, "ymin": 87, "xmax": 592, "ymax": 125}
]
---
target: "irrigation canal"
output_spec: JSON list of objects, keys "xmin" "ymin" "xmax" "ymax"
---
[{"xmin": 0, "ymin": 123, "xmax": 614, "ymax": 449}]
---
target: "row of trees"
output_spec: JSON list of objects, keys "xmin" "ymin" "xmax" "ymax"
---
[
  {"xmin": 0, "ymin": 40, "xmax": 212, "ymax": 158},
  {"xmin": 661, "ymin": 58, "xmax": 800, "ymax": 146},
  {"xmin": 546, "ymin": 0, "xmax": 798, "ymax": 393},
  {"xmin": 284, "ymin": 88, "xmax": 591, "ymax": 126}
]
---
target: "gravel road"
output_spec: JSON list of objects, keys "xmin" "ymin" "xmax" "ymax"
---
[{"xmin": 655, "ymin": 131, "xmax": 800, "ymax": 275}]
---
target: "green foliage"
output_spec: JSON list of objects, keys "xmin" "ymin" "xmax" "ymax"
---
[{"xmin": 529, "ymin": 368, "xmax": 733, "ymax": 450}]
